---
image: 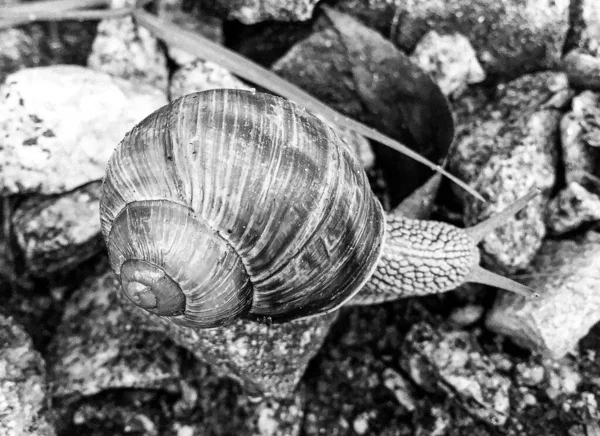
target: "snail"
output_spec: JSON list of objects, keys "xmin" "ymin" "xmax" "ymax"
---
[{"xmin": 100, "ymin": 88, "xmax": 537, "ymax": 330}]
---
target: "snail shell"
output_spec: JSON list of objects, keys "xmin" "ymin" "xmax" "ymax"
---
[{"xmin": 100, "ymin": 89, "xmax": 385, "ymax": 328}]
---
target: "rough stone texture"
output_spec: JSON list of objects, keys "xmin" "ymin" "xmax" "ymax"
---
[
  {"xmin": 87, "ymin": 15, "xmax": 169, "ymax": 91},
  {"xmin": 486, "ymin": 231, "xmax": 600, "ymax": 359},
  {"xmin": 563, "ymin": 49, "xmax": 600, "ymax": 91},
  {"xmin": 12, "ymin": 182, "xmax": 103, "ymax": 276},
  {"xmin": 381, "ymin": 368, "xmax": 416, "ymax": 412},
  {"xmin": 568, "ymin": 0, "xmax": 600, "ymax": 55},
  {"xmin": 580, "ymin": 0, "xmax": 600, "ymax": 52},
  {"xmin": 253, "ymin": 394, "xmax": 305, "ymax": 436},
  {"xmin": 0, "ymin": 65, "xmax": 167, "ymax": 195},
  {"xmin": 0, "ymin": 8, "xmax": 96, "ymax": 84},
  {"xmin": 169, "ymin": 60, "xmax": 251, "ymax": 101},
  {"xmin": 546, "ymin": 182, "xmax": 600, "ymax": 235},
  {"xmin": 449, "ymin": 72, "xmax": 564, "ymax": 272},
  {"xmin": 448, "ymin": 304, "xmax": 485, "ymax": 327},
  {"xmin": 204, "ymin": 0, "xmax": 320, "ymax": 24},
  {"xmin": 401, "ymin": 322, "xmax": 511, "ymax": 426},
  {"xmin": 82, "ymin": 269, "xmax": 338, "ymax": 399},
  {"xmin": 47, "ymin": 271, "xmax": 182, "ymax": 399},
  {"xmin": 0, "ymin": 314, "xmax": 56, "ymax": 436},
  {"xmin": 561, "ymin": 90, "xmax": 600, "ymax": 187},
  {"xmin": 409, "ymin": 30, "xmax": 485, "ymax": 97},
  {"xmin": 334, "ymin": 0, "xmax": 570, "ymax": 78}
]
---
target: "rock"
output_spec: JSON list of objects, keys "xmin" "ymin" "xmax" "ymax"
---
[
  {"xmin": 382, "ymin": 368, "xmax": 416, "ymax": 412},
  {"xmin": 402, "ymin": 322, "xmax": 511, "ymax": 426},
  {"xmin": 414, "ymin": 405, "xmax": 451, "ymax": 436},
  {"xmin": 546, "ymin": 182, "xmax": 600, "ymax": 235},
  {"xmin": 486, "ymin": 231, "xmax": 600, "ymax": 358},
  {"xmin": 87, "ymin": 15, "xmax": 169, "ymax": 91},
  {"xmin": 568, "ymin": 0, "xmax": 600, "ymax": 55},
  {"xmin": 204, "ymin": 0, "xmax": 320, "ymax": 24},
  {"xmin": 449, "ymin": 72, "xmax": 564, "ymax": 272},
  {"xmin": 0, "ymin": 314, "xmax": 56, "ymax": 436},
  {"xmin": 515, "ymin": 361, "xmax": 545, "ymax": 387},
  {"xmin": 409, "ymin": 31, "xmax": 485, "ymax": 97},
  {"xmin": 0, "ymin": 28, "xmax": 44, "ymax": 83},
  {"xmin": 12, "ymin": 182, "xmax": 104, "ymax": 276},
  {"xmin": 170, "ymin": 60, "xmax": 251, "ymax": 101},
  {"xmin": 563, "ymin": 50, "xmax": 600, "ymax": 91},
  {"xmin": 334, "ymin": 0, "xmax": 569, "ymax": 78},
  {"xmin": 254, "ymin": 394, "xmax": 305, "ymax": 436},
  {"xmin": 68, "ymin": 391, "xmax": 161, "ymax": 435},
  {"xmin": 47, "ymin": 271, "xmax": 182, "ymax": 399},
  {"xmin": 0, "ymin": 65, "xmax": 167, "ymax": 195},
  {"xmin": 0, "ymin": 8, "xmax": 95, "ymax": 84},
  {"xmin": 448, "ymin": 304, "xmax": 485, "ymax": 327},
  {"xmin": 80, "ymin": 269, "xmax": 337, "ymax": 398},
  {"xmin": 560, "ymin": 90, "xmax": 600, "ymax": 186}
]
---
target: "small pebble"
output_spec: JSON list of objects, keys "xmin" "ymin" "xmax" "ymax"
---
[
  {"xmin": 546, "ymin": 182, "xmax": 600, "ymax": 235},
  {"xmin": 409, "ymin": 30, "xmax": 485, "ymax": 97},
  {"xmin": 12, "ymin": 182, "xmax": 103, "ymax": 276},
  {"xmin": 449, "ymin": 304, "xmax": 484, "ymax": 327},
  {"xmin": 352, "ymin": 412, "xmax": 371, "ymax": 435},
  {"xmin": 170, "ymin": 59, "xmax": 251, "ymax": 101},
  {"xmin": 382, "ymin": 368, "xmax": 416, "ymax": 412},
  {"xmin": 560, "ymin": 90, "xmax": 600, "ymax": 186},
  {"xmin": 87, "ymin": 15, "xmax": 168, "ymax": 90}
]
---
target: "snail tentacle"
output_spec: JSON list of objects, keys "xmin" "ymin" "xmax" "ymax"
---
[{"xmin": 352, "ymin": 191, "xmax": 540, "ymax": 305}]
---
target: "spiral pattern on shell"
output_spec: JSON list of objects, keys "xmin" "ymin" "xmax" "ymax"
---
[{"xmin": 100, "ymin": 89, "xmax": 384, "ymax": 328}]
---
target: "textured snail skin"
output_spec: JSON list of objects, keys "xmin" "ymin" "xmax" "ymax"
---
[
  {"xmin": 353, "ymin": 212, "xmax": 479, "ymax": 304},
  {"xmin": 101, "ymin": 89, "xmax": 384, "ymax": 328}
]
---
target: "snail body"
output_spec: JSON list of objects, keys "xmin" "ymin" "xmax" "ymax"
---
[{"xmin": 101, "ymin": 89, "xmax": 536, "ymax": 330}]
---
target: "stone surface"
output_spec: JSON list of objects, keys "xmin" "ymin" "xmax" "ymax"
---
[
  {"xmin": 0, "ymin": 314, "xmax": 56, "ymax": 436},
  {"xmin": 448, "ymin": 304, "xmax": 485, "ymax": 327},
  {"xmin": 87, "ymin": 15, "xmax": 169, "ymax": 91},
  {"xmin": 563, "ymin": 49, "xmax": 600, "ymax": 91},
  {"xmin": 546, "ymin": 182, "xmax": 600, "ymax": 235},
  {"xmin": 170, "ymin": 59, "xmax": 251, "ymax": 101},
  {"xmin": 409, "ymin": 30, "xmax": 485, "ymax": 97},
  {"xmin": 381, "ymin": 368, "xmax": 416, "ymax": 412},
  {"xmin": 12, "ymin": 182, "xmax": 103, "ymax": 276},
  {"xmin": 0, "ymin": 16, "xmax": 95, "ymax": 84},
  {"xmin": 449, "ymin": 72, "xmax": 564, "ymax": 272},
  {"xmin": 204, "ymin": 0, "xmax": 320, "ymax": 24},
  {"xmin": 569, "ymin": 0, "xmax": 600, "ymax": 55},
  {"xmin": 560, "ymin": 90, "xmax": 600, "ymax": 186},
  {"xmin": 402, "ymin": 322, "xmax": 511, "ymax": 426},
  {"xmin": 0, "ymin": 65, "xmax": 167, "ymax": 195},
  {"xmin": 486, "ymin": 231, "xmax": 600, "ymax": 358},
  {"xmin": 334, "ymin": 0, "xmax": 569, "ymax": 78},
  {"xmin": 47, "ymin": 271, "xmax": 182, "ymax": 399},
  {"xmin": 74, "ymin": 269, "xmax": 338, "ymax": 399}
]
